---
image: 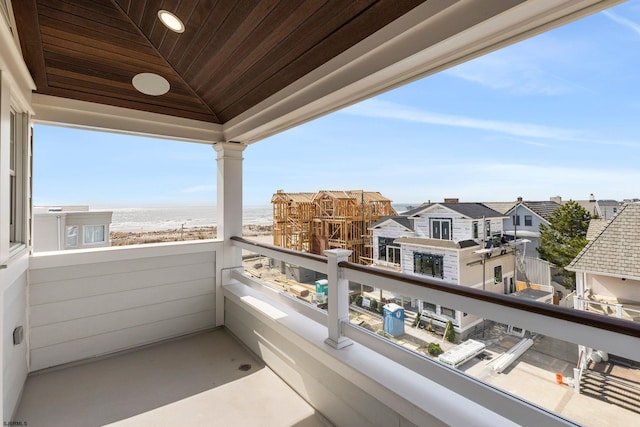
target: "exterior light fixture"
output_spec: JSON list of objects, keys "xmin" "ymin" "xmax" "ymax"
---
[
  {"xmin": 158, "ymin": 10, "xmax": 185, "ymax": 33},
  {"xmin": 132, "ymin": 73, "xmax": 170, "ymax": 96}
]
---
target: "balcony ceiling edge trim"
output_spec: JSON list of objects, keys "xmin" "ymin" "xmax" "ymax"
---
[
  {"xmin": 223, "ymin": 0, "xmax": 621, "ymax": 145},
  {"xmin": 31, "ymin": 94, "xmax": 223, "ymax": 144},
  {"xmin": 0, "ymin": 12, "xmax": 36, "ymax": 88}
]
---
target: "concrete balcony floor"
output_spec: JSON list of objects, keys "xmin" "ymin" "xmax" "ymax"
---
[{"xmin": 15, "ymin": 329, "xmax": 331, "ymax": 427}]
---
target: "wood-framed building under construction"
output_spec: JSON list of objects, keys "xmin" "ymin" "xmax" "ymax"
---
[{"xmin": 272, "ymin": 190, "xmax": 397, "ymax": 263}]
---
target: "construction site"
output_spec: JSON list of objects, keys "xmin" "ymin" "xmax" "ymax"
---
[{"xmin": 271, "ymin": 190, "xmax": 397, "ymax": 263}]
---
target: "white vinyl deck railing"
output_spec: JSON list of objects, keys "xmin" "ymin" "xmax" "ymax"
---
[{"xmin": 229, "ymin": 237, "xmax": 640, "ymax": 427}]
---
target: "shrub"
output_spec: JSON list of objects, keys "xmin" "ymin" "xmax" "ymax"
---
[
  {"xmin": 427, "ymin": 342, "xmax": 443, "ymax": 356},
  {"xmin": 444, "ymin": 320, "xmax": 456, "ymax": 342},
  {"xmin": 427, "ymin": 317, "xmax": 434, "ymax": 332},
  {"xmin": 412, "ymin": 312, "xmax": 421, "ymax": 327},
  {"xmin": 370, "ymin": 299, "xmax": 378, "ymax": 311},
  {"xmin": 355, "ymin": 295, "xmax": 363, "ymax": 307}
]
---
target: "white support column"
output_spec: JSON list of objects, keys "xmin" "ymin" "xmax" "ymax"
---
[
  {"xmin": 213, "ymin": 141, "xmax": 246, "ymax": 326},
  {"xmin": 0, "ymin": 72, "xmax": 10, "ymax": 264},
  {"xmin": 324, "ymin": 249, "xmax": 353, "ymax": 349}
]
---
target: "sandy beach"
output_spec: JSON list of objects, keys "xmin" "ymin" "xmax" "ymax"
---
[{"xmin": 110, "ymin": 224, "xmax": 273, "ymax": 246}]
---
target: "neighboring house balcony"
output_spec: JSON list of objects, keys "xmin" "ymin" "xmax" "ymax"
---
[
  {"xmin": 574, "ymin": 293, "xmax": 640, "ymax": 322},
  {"xmin": 12, "ymin": 237, "xmax": 640, "ymax": 426}
]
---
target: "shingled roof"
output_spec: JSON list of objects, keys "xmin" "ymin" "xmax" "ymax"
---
[
  {"xmin": 585, "ymin": 218, "xmax": 609, "ymax": 241},
  {"xmin": 519, "ymin": 201, "xmax": 560, "ymax": 221},
  {"xmin": 439, "ymin": 203, "xmax": 505, "ymax": 219},
  {"xmin": 407, "ymin": 203, "xmax": 505, "ymax": 219},
  {"xmin": 370, "ymin": 216, "xmax": 414, "ymax": 231},
  {"xmin": 568, "ymin": 203, "xmax": 640, "ymax": 279}
]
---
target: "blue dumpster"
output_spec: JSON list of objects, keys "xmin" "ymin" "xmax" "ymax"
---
[
  {"xmin": 315, "ymin": 279, "xmax": 328, "ymax": 304},
  {"xmin": 383, "ymin": 303, "xmax": 405, "ymax": 337}
]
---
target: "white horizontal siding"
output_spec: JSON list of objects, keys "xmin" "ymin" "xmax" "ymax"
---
[
  {"xmin": 401, "ymin": 244, "xmax": 459, "ymax": 284},
  {"xmin": 28, "ymin": 241, "xmax": 221, "ymax": 371},
  {"xmin": 372, "ymin": 225, "xmax": 413, "ymax": 261},
  {"xmin": 3, "ymin": 263, "xmax": 28, "ymax": 418}
]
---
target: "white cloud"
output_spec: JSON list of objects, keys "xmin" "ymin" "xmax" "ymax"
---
[
  {"xmin": 485, "ymin": 136, "xmax": 550, "ymax": 148},
  {"xmin": 343, "ymin": 99, "xmax": 640, "ymax": 148},
  {"xmin": 603, "ymin": 10, "xmax": 640, "ymax": 36},
  {"xmin": 444, "ymin": 37, "xmax": 587, "ymax": 95},
  {"xmin": 344, "ymin": 99, "xmax": 583, "ymax": 141}
]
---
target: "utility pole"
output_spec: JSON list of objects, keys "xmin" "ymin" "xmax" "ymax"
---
[
  {"xmin": 482, "ymin": 215, "xmax": 486, "ymax": 338},
  {"xmin": 513, "ymin": 201, "xmax": 520, "ymax": 291}
]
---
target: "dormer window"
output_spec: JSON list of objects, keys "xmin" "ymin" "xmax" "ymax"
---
[{"xmin": 431, "ymin": 219, "xmax": 451, "ymax": 240}]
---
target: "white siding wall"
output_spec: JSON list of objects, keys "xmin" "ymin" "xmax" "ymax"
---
[
  {"xmin": 2, "ymin": 254, "xmax": 29, "ymax": 419},
  {"xmin": 412, "ymin": 207, "xmax": 467, "ymax": 239},
  {"xmin": 372, "ymin": 223, "xmax": 412, "ymax": 261},
  {"xmin": 28, "ymin": 241, "xmax": 221, "ymax": 371},
  {"xmin": 413, "ymin": 209, "xmax": 503, "ymax": 242},
  {"xmin": 505, "ymin": 207, "xmax": 545, "ymax": 254},
  {"xmin": 32, "ymin": 215, "xmax": 60, "ymax": 252},
  {"xmin": 400, "ymin": 243, "xmax": 459, "ymax": 284}
]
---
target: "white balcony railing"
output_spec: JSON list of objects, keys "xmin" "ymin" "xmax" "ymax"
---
[{"xmin": 228, "ymin": 236, "xmax": 640, "ymax": 427}]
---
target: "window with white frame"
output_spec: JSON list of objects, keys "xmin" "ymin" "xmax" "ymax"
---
[
  {"xmin": 83, "ymin": 225, "xmax": 106, "ymax": 244},
  {"xmin": 524, "ymin": 215, "xmax": 532, "ymax": 226},
  {"xmin": 9, "ymin": 108, "xmax": 26, "ymax": 247},
  {"xmin": 472, "ymin": 221, "xmax": 479, "ymax": 239},
  {"xmin": 422, "ymin": 301, "xmax": 436, "ymax": 313},
  {"xmin": 378, "ymin": 237, "xmax": 400, "ymax": 263},
  {"xmin": 441, "ymin": 306, "xmax": 456, "ymax": 319},
  {"xmin": 512, "ymin": 215, "xmax": 520, "ymax": 226},
  {"xmin": 431, "ymin": 218, "xmax": 451, "ymax": 240},
  {"xmin": 66, "ymin": 225, "xmax": 78, "ymax": 247},
  {"xmin": 9, "ymin": 110, "xmax": 16, "ymax": 242}
]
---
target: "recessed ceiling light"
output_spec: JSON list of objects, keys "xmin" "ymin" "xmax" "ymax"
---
[
  {"xmin": 158, "ymin": 10, "xmax": 185, "ymax": 33},
  {"xmin": 132, "ymin": 73, "xmax": 170, "ymax": 96}
]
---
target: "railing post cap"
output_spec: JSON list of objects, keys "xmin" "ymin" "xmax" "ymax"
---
[{"xmin": 324, "ymin": 249, "xmax": 352, "ymax": 258}]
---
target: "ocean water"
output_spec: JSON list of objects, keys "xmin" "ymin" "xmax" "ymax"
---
[
  {"xmin": 109, "ymin": 203, "xmax": 413, "ymax": 232},
  {"xmin": 109, "ymin": 205, "xmax": 272, "ymax": 231}
]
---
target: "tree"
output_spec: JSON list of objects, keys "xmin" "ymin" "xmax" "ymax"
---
[{"xmin": 537, "ymin": 200, "xmax": 591, "ymax": 289}]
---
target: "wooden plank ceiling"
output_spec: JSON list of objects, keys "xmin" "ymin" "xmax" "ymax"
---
[{"xmin": 13, "ymin": 0, "xmax": 427, "ymax": 124}]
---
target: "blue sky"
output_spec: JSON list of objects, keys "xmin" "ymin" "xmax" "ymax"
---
[{"xmin": 34, "ymin": 2, "xmax": 640, "ymax": 208}]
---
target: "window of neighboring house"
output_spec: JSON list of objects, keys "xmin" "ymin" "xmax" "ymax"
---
[
  {"xmin": 494, "ymin": 265, "xmax": 503, "ymax": 284},
  {"xmin": 485, "ymin": 220, "xmax": 491, "ymax": 238},
  {"xmin": 512, "ymin": 215, "xmax": 520, "ymax": 226},
  {"xmin": 431, "ymin": 219, "xmax": 451, "ymax": 240},
  {"xmin": 422, "ymin": 301, "xmax": 436, "ymax": 313},
  {"xmin": 378, "ymin": 237, "xmax": 399, "ymax": 262},
  {"xmin": 66, "ymin": 226, "xmax": 78, "ymax": 247},
  {"xmin": 472, "ymin": 221, "xmax": 479, "ymax": 239},
  {"xmin": 441, "ymin": 306, "xmax": 456, "ymax": 318},
  {"xmin": 414, "ymin": 252, "xmax": 444, "ymax": 278},
  {"xmin": 83, "ymin": 225, "xmax": 106, "ymax": 244},
  {"xmin": 387, "ymin": 246, "xmax": 401, "ymax": 264},
  {"xmin": 524, "ymin": 215, "xmax": 532, "ymax": 227}
]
